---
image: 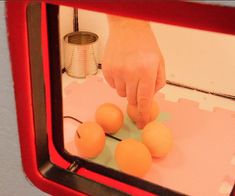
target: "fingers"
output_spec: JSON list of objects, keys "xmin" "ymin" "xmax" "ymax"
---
[
  {"xmin": 115, "ymin": 79, "xmax": 126, "ymax": 97},
  {"xmin": 155, "ymin": 61, "xmax": 166, "ymax": 92},
  {"xmin": 126, "ymin": 80, "xmax": 138, "ymax": 105},
  {"xmin": 103, "ymin": 71, "xmax": 127, "ymax": 97},
  {"xmin": 136, "ymin": 79, "xmax": 155, "ymax": 129},
  {"xmin": 103, "ymin": 71, "xmax": 115, "ymax": 89}
]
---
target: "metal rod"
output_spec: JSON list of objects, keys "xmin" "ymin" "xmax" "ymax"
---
[
  {"xmin": 166, "ymin": 80, "xmax": 235, "ymax": 101},
  {"xmin": 73, "ymin": 8, "xmax": 79, "ymax": 32}
]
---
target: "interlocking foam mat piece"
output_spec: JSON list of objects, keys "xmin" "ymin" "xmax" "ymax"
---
[{"xmin": 63, "ymin": 76, "xmax": 235, "ymax": 196}]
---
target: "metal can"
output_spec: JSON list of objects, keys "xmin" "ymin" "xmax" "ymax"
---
[{"xmin": 64, "ymin": 31, "xmax": 99, "ymax": 78}]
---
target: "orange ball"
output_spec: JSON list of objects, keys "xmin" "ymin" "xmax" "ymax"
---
[
  {"xmin": 75, "ymin": 122, "xmax": 105, "ymax": 159},
  {"xmin": 127, "ymin": 100, "xmax": 159, "ymax": 123},
  {"xmin": 142, "ymin": 121, "xmax": 173, "ymax": 158},
  {"xmin": 95, "ymin": 103, "xmax": 124, "ymax": 134},
  {"xmin": 115, "ymin": 139, "xmax": 152, "ymax": 177}
]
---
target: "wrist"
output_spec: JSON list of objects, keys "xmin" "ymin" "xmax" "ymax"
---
[{"xmin": 107, "ymin": 15, "xmax": 150, "ymax": 33}]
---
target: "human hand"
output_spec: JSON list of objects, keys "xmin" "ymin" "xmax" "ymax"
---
[{"xmin": 102, "ymin": 15, "xmax": 165, "ymax": 128}]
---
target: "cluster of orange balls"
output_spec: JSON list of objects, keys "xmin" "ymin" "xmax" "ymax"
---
[{"xmin": 74, "ymin": 101, "xmax": 173, "ymax": 178}]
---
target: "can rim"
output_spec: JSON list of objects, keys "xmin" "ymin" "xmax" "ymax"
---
[{"xmin": 63, "ymin": 31, "xmax": 99, "ymax": 46}]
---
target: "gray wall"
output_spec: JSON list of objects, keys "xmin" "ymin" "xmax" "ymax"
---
[
  {"xmin": 194, "ymin": 1, "xmax": 235, "ymax": 7},
  {"xmin": 0, "ymin": 2, "xmax": 45, "ymax": 196}
]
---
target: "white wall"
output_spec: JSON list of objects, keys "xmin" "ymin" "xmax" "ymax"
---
[
  {"xmin": 151, "ymin": 23, "xmax": 235, "ymax": 96},
  {"xmin": 59, "ymin": 6, "xmax": 235, "ymax": 97},
  {"xmin": 0, "ymin": 3, "xmax": 46, "ymax": 196}
]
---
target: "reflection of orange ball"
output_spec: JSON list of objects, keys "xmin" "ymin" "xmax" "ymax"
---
[
  {"xmin": 95, "ymin": 103, "xmax": 123, "ymax": 134},
  {"xmin": 75, "ymin": 122, "xmax": 105, "ymax": 159},
  {"xmin": 142, "ymin": 121, "xmax": 173, "ymax": 158},
  {"xmin": 115, "ymin": 139, "xmax": 152, "ymax": 177},
  {"xmin": 127, "ymin": 100, "xmax": 159, "ymax": 123}
]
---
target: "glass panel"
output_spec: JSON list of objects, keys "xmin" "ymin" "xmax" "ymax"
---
[{"xmin": 59, "ymin": 5, "xmax": 235, "ymax": 195}]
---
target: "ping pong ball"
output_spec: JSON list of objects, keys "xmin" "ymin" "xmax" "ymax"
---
[
  {"xmin": 127, "ymin": 100, "xmax": 159, "ymax": 123},
  {"xmin": 115, "ymin": 139, "xmax": 152, "ymax": 177},
  {"xmin": 95, "ymin": 103, "xmax": 124, "ymax": 134},
  {"xmin": 142, "ymin": 121, "xmax": 173, "ymax": 158},
  {"xmin": 75, "ymin": 122, "xmax": 105, "ymax": 159}
]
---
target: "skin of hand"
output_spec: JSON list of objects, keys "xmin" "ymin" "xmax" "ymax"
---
[{"xmin": 102, "ymin": 15, "xmax": 166, "ymax": 128}]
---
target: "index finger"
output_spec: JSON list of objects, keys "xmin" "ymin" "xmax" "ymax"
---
[{"xmin": 136, "ymin": 79, "xmax": 155, "ymax": 128}]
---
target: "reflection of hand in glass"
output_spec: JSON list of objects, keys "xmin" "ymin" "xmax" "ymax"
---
[{"xmin": 102, "ymin": 15, "xmax": 166, "ymax": 129}]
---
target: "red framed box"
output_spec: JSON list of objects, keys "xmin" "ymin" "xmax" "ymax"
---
[{"xmin": 6, "ymin": 1, "xmax": 235, "ymax": 195}]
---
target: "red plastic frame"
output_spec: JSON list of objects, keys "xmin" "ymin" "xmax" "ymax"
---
[{"xmin": 6, "ymin": 1, "xmax": 235, "ymax": 195}]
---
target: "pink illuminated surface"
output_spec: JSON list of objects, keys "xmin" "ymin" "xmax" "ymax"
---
[{"xmin": 63, "ymin": 76, "xmax": 235, "ymax": 196}]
